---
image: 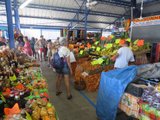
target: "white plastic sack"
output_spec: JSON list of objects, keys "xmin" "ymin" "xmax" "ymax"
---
[{"xmin": 70, "ymin": 51, "xmax": 76, "ymax": 63}]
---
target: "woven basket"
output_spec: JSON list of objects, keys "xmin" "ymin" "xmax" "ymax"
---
[{"xmin": 134, "ymin": 49, "xmax": 150, "ymax": 55}]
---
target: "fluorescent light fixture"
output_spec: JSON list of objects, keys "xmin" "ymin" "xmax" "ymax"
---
[{"xmin": 19, "ymin": 0, "xmax": 33, "ymax": 9}]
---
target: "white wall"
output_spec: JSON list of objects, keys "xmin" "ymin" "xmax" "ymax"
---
[
  {"xmin": 21, "ymin": 29, "xmax": 40, "ymax": 39},
  {"xmin": 42, "ymin": 30, "xmax": 60, "ymax": 40},
  {"xmin": 21, "ymin": 29, "xmax": 60, "ymax": 40},
  {"xmin": 102, "ymin": 31, "xmax": 111, "ymax": 37}
]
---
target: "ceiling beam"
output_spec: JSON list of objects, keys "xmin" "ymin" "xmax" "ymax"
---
[
  {"xmin": 68, "ymin": 0, "xmax": 86, "ymax": 27},
  {"xmin": 0, "ymin": 23, "xmax": 105, "ymax": 31},
  {"xmin": 0, "ymin": 14, "xmax": 113, "ymax": 24}
]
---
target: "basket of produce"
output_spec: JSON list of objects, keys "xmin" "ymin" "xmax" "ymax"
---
[
  {"xmin": 133, "ymin": 49, "xmax": 150, "ymax": 55},
  {"xmin": 76, "ymin": 57, "xmax": 90, "ymax": 64},
  {"xmin": 81, "ymin": 73, "xmax": 101, "ymax": 92}
]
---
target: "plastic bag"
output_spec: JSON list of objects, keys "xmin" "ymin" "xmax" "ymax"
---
[
  {"xmin": 138, "ymin": 62, "xmax": 160, "ymax": 78},
  {"xmin": 70, "ymin": 51, "xmax": 76, "ymax": 63}
]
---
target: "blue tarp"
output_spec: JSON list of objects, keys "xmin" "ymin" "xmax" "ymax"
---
[{"xmin": 96, "ymin": 66, "xmax": 137, "ymax": 120}]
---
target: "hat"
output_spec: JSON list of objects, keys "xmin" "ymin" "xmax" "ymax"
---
[
  {"xmin": 54, "ymin": 41, "xmax": 60, "ymax": 47},
  {"xmin": 59, "ymin": 37, "xmax": 67, "ymax": 45}
]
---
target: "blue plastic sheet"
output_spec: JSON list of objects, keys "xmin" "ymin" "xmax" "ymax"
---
[{"xmin": 96, "ymin": 66, "xmax": 137, "ymax": 120}]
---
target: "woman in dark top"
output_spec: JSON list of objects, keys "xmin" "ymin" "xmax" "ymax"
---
[{"xmin": 30, "ymin": 37, "xmax": 36, "ymax": 58}]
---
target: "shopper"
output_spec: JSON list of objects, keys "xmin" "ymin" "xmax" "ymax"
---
[
  {"xmin": 111, "ymin": 41, "xmax": 135, "ymax": 69},
  {"xmin": 47, "ymin": 39, "xmax": 53, "ymax": 67},
  {"xmin": 30, "ymin": 37, "xmax": 36, "ymax": 58},
  {"xmin": 34, "ymin": 38, "xmax": 39, "ymax": 60},
  {"xmin": 36, "ymin": 35, "xmax": 46, "ymax": 61},
  {"xmin": 43, "ymin": 39, "xmax": 48, "ymax": 61},
  {"xmin": 23, "ymin": 36, "xmax": 33, "ymax": 56},
  {"xmin": 53, "ymin": 37, "xmax": 73, "ymax": 100}
]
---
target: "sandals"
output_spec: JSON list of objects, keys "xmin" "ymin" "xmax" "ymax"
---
[
  {"xmin": 67, "ymin": 95, "xmax": 72, "ymax": 100},
  {"xmin": 56, "ymin": 91, "xmax": 62, "ymax": 96},
  {"xmin": 56, "ymin": 92, "xmax": 72, "ymax": 100}
]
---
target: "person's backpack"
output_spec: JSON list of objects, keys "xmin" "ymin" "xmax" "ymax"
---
[{"xmin": 51, "ymin": 52, "xmax": 64, "ymax": 69}]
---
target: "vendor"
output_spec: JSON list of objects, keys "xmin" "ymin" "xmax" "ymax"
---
[{"xmin": 111, "ymin": 41, "xmax": 135, "ymax": 69}]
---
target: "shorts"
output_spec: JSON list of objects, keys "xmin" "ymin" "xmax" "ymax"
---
[
  {"xmin": 39, "ymin": 48, "xmax": 44, "ymax": 52},
  {"xmin": 55, "ymin": 63, "xmax": 70, "ymax": 75},
  {"xmin": 47, "ymin": 50, "xmax": 52, "ymax": 57}
]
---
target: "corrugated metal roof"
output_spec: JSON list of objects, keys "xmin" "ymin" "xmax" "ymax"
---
[
  {"xmin": 19, "ymin": 8, "xmax": 75, "ymax": 19},
  {"xmin": 16, "ymin": 0, "xmax": 127, "ymax": 29},
  {"xmin": 18, "ymin": 0, "xmax": 82, "ymax": 9},
  {"xmin": 143, "ymin": 2, "xmax": 160, "ymax": 14},
  {"xmin": 87, "ymin": 23, "xmax": 110, "ymax": 29},
  {"xmin": 0, "ymin": 0, "xmax": 159, "ymax": 30},
  {"xmin": 93, "ymin": 4, "xmax": 126, "ymax": 15},
  {"xmin": 87, "ymin": 15, "xmax": 116, "ymax": 23}
]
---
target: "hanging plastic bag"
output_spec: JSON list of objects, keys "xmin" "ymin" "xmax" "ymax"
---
[{"xmin": 70, "ymin": 51, "xmax": 76, "ymax": 63}]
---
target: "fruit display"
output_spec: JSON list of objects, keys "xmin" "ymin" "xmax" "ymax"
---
[
  {"xmin": 70, "ymin": 36, "xmax": 150, "ymax": 67},
  {"xmin": 29, "ymin": 99, "xmax": 56, "ymax": 120},
  {"xmin": 0, "ymin": 47, "xmax": 58, "ymax": 120},
  {"xmin": 72, "ymin": 35, "xmax": 151, "ymax": 92},
  {"xmin": 80, "ymin": 61, "xmax": 101, "ymax": 72},
  {"xmin": 119, "ymin": 93, "xmax": 140, "ymax": 119},
  {"xmin": 139, "ymin": 100, "xmax": 160, "ymax": 120},
  {"xmin": 118, "ymin": 83, "xmax": 160, "ymax": 120}
]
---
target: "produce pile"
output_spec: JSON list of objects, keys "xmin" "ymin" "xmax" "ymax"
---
[
  {"xmin": 139, "ymin": 85, "xmax": 160, "ymax": 120},
  {"xmin": 0, "ymin": 47, "xmax": 58, "ymax": 120},
  {"xmin": 72, "ymin": 35, "xmax": 150, "ymax": 92},
  {"xmin": 70, "ymin": 37, "xmax": 150, "ymax": 66},
  {"xmin": 119, "ymin": 79, "xmax": 160, "ymax": 120},
  {"xmin": 119, "ymin": 93, "xmax": 140, "ymax": 119}
]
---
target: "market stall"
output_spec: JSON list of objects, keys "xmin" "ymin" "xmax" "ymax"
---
[
  {"xmin": 96, "ymin": 62, "xmax": 160, "ymax": 120},
  {"xmin": 0, "ymin": 47, "xmax": 58, "ymax": 120},
  {"xmin": 70, "ymin": 33, "xmax": 151, "ymax": 92}
]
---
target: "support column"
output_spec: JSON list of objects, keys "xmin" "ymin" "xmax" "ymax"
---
[
  {"xmin": 84, "ymin": 6, "xmax": 88, "ymax": 41},
  {"xmin": 130, "ymin": 7, "xmax": 133, "ymax": 40},
  {"xmin": 14, "ymin": 0, "xmax": 20, "ymax": 30},
  {"xmin": 5, "ymin": 0, "xmax": 15, "ymax": 48},
  {"xmin": 100, "ymin": 29, "xmax": 103, "ymax": 36}
]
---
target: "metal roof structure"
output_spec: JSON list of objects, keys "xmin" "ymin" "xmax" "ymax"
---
[{"xmin": 0, "ymin": 0, "xmax": 160, "ymax": 30}]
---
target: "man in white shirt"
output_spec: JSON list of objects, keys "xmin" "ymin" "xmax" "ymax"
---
[{"xmin": 111, "ymin": 41, "xmax": 135, "ymax": 69}]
